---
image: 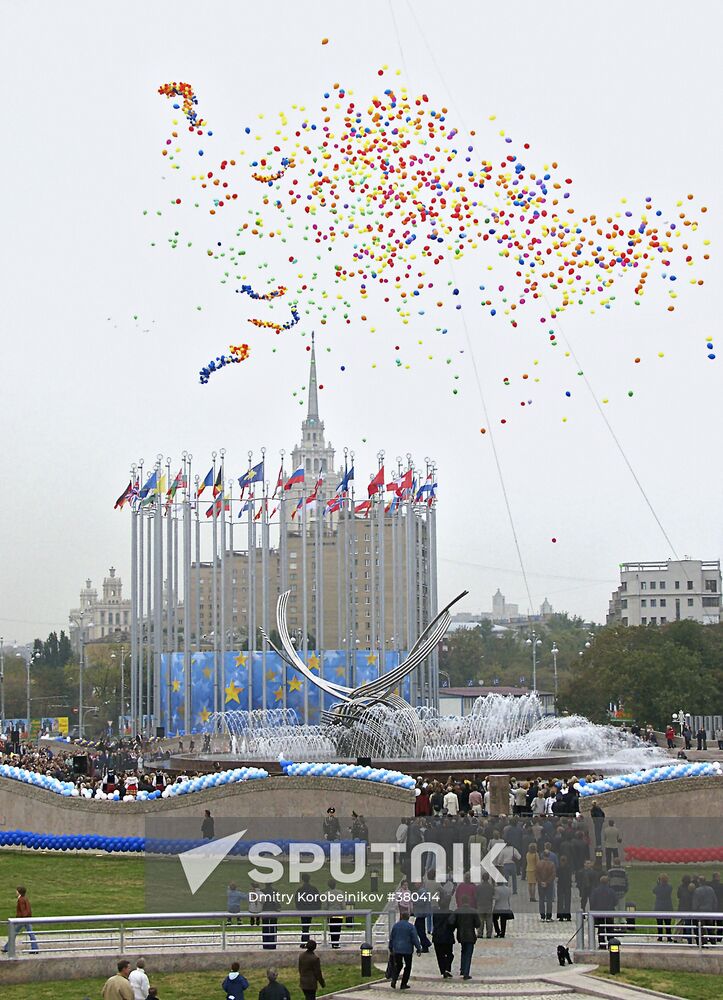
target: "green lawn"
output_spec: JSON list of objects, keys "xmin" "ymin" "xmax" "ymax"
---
[
  {"xmin": 593, "ymin": 967, "xmax": 721, "ymax": 1000},
  {"xmin": 622, "ymin": 864, "xmax": 719, "ymax": 911},
  {"xmin": 0, "ymin": 963, "xmax": 372, "ymax": 1000}
]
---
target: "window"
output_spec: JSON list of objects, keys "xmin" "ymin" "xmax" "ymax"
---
[
  {"xmin": 687, "ymin": 598, "xmax": 694, "ymax": 607},
  {"xmin": 650, "ymin": 617, "xmax": 657, "ymax": 625},
  {"xmin": 621, "ymin": 599, "xmax": 628, "ymax": 609},
  {"xmin": 650, "ymin": 581, "xmax": 656, "ymax": 590},
  {"xmin": 675, "ymin": 580, "xmax": 680, "ymax": 590},
  {"xmin": 687, "ymin": 580, "xmax": 694, "ymax": 590},
  {"xmin": 622, "ymin": 617, "xmax": 628, "ymax": 626},
  {"xmin": 650, "ymin": 599, "xmax": 657, "ymax": 608},
  {"xmin": 702, "ymin": 596, "xmax": 720, "ymax": 607},
  {"xmin": 641, "ymin": 617, "xmax": 647, "ymax": 625},
  {"xmin": 659, "ymin": 598, "xmax": 666, "ymax": 607},
  {"xmin": 621, "ymin": 582, "xmax": 627, "ymax": 592},
  {"xmin": 705, "ymin": 579, "xmax": 718, "ymax": 592},
  {"xmin": 660, "ymin": 617, "xmax": 667, "ymax": 624},
  {"xmin": 641, "ymin": 599, "xmax": 647, "ymax": 608},
  {"xmin": 640, "ymin": 581, "xmax": 647, "ymax": 590},
  {"xmin": 659, "ymin": 581, "xmax": 666, "ymax": 590}
]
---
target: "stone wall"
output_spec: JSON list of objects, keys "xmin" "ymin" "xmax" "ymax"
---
[
  {"xmin": 578, "ymin": 775, "xmax": 722, "ymax": 818},
  {"xmin": 0, "ymin": 775, "xmax": 414, "ymax": 839}
]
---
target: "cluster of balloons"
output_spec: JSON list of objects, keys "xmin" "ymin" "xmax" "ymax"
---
[
  {"xmin": 577, "ymin": 760, "xmax": 721, "ymax": 797},
  {"xmin": 199, "ymin": 347, "xmax": 251, "ymax": 385},
  {"xmin": 158, "ymin": 81, "xmax": 205, "ymax": 129},
  {"xmin": 153, "ymin": 77, "xmax": 709, "ymax": 404},
  {"xmin": 237, "ymin": 283, "xmax": 288, "ymax": 300},
  {"xmin": 159, "ymin": 765, "xmax": 268, "ymax": 797},
  {"xmin": 626, "ymin": 845, "xmax": 723, "ymax": 863},
  {"xmin": 279, "ymin": 758, "xmax": 415, "ymax": 789}
]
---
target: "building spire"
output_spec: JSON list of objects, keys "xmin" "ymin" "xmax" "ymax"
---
[{"xmin": 307, "ymin": 331, "xmax": 319, "ymax": 422}]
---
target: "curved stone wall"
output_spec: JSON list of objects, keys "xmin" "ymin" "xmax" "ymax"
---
[
  {"xmin": 578, "ymin": 774, "xmax": 722, "ymax": 818},
  {"xmin": 0, "ymin": 775, "xmax": 414, "ymax": 840}
]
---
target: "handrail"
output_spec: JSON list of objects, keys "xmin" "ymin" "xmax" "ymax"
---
[{"xmin": 584, "ymin": 909, "xmax": 721, "ymax": 952}]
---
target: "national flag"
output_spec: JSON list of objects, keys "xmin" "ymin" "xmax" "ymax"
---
[
  {"xmin": 167, "ymin": 469, "xmax": 186, "ymax": 499},
  {"xmin": 212, "ymin": 467, "xmax": 224, "ymax": 498},
  {"xmin": 336, "ymin": 466, "xmax": 354, "ymax": 495},
  {"xmin": 254, "ymin": 499, "xmax": 267, "ymax": 521},
  {"xmin": 426, "ymin": 483, "xmax": 438, "ymax": 507},
  {"xmin": 205, "ymin": 496, "xmax": 230, "ymax": 518},
  {"xmin": 272, "ymin": 465, "xmax": 284, "ymax": 498},
  {"xmin": 290, "ymin": 497, "xmax": 304, "ymax": 520},
  {"xmin": 355, "ymin": 499, "xmax": 372, "ymax": 516},
  {"xmin": 114, "ymin": 481, "xmax": 133, "ymax": 510},
  {"xmin": 390, "ymin": 468, "xmax": 413, "ymax": 496},
  {"xmin": 139, "ymin": 471, "xmax": 157, "ymax": 499},
  {"xmin": 415, "ymin": 475, "xmax": 435, "ymax": 502},
  {"xmin": 197, "ymin": 467, "xmax": 214, "ymax": 497},
  {"xmin": 268, "ymin": 505, "xmax": 278, "ymax": 520},
  {"xmin": 385, "ymin": 494, "xmax": 401, "ymax": 514},
  {"xmin": 156, "ymin": 473, "xmax": 167, "ymax": 496},
  {"xmin": 284, "ymin": 467, "xmax": 305, "ymax": 490},
  {"xmin": 238, "ymin": 496, "xmax": 254, "ymax": 517},
  {"xmin": 367, "ymin": 466, "xmax": 384, "ymax": 497},
  {"xmin": 238, "ymin": 460, "xmax": 264, "ymax": 488},
  {"xmin": 324, "ymin": 496, "xmax": 343, "ymax": 515}
]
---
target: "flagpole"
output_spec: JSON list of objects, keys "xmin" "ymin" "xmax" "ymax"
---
[
  {"xmin": 137, "ymin": 460, "xmax": 145, "ymax": 734},
  {"xmin": 226, "ymin": 473, "xmax": 233, "ymax": 716},
  {"xmin": 260, "ymin": 448, "xmax": 268, "ymax": 714},
  {"xmin": 405, "ymin": 454, "xmax": 416, "ymax": 706},
  {"xmin": 183, "ymin": 453, "xmax": 192, "ymax": 735},
  {"xmin": 415, "ymin": 465, "xmax": 426, "ymax": 705},
  {"xmin": 278, "ymin": 451, "xmax": 288, "ymax": 713},
  {"xmin": 349, "ymin": 449, "xmax": 357, "ymax": 688},
  {"xmin": 145, "ymin": 485, "xmax": 153, "ymax": 735},
  {"xmin": 314, "ymin": 473, "xmax": 322, "ymax": 671},
  {"xmin": 428, "ymin": 460, "xmax": 439, "ymax": 711},
  {"xmin": 391, "ymin": 457, "xmax": 399, "ymax": 671},
  {"xmin": 370, "ymin": 454, "xmax": 380, "ymax": 667},
  {"xmin": 377, "ymin": 450, "xmax": 386, "ymax": 677},
  {"xmin": 342, "ymin": 448, "xmax": 350, "ymax": 684},
  {"xmin": 301, "ymin": 473, "xmax": 309, "ymax": 725},
  {"xmin": 130, "ymin": 463, "xmax": 138, "ymax": 737},
  {"xmin": 219, "ymin": 448, "xmax": 227, "ymax": 729},
  {"xmin": 193, "ymin": 473, "xmax": 201, "ymax": 732},
  {"xmin": 153, "ymin": 456, "xmax": 163, "ymax": 734},
  {"xmin": 165, "ymin": 457, "xmax": 173, "ymax": 733},
  {"xmin": 247, "ymin": 451, "xmax": 255, "ymax": 715},
  {"xmin": 210, "ymin": 451, "xmax": 219, "ymax": 721}
]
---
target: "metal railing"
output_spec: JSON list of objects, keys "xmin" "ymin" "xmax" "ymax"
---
[
  {"xmin": 584, "ymin": 910, "xmax": 721, "ymax": 951},
  {"xmin": 4, "ymin": 909, "xmax": 376, "ymax": 959}
]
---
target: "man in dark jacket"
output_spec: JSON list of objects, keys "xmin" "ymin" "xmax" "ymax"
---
[
  {"xmin": 388, "ymin": 914, "xmax": 422, "ymax": 989},
  {"xmin": 476, "ymin": 873, "xmax": 495, "ymax": 939},
  {"xmin": 576, "ymin": 860, "xmax": 599, "ymax": 912},
  {"xmin": 258, "ymin": 967, "xmax": 290, "ymax": 1000},
  {"xmin": 201, "ymin": 809, "xmax": 215, "ymax": 840},
  {"xmin": 296, "ymin": 874, "xmax": 320, "ymax": 946},
  {"xmin": 589, "ymin": 876, "xmax": 618, "ymax": 948},
  {"xmin": 298, "ymin": 939, "xmax": 325, "ymax": 1000},
  {"xmin": 448, "ymin": 906, "xmax": 481, "ymax": 980},
  {"xmin": 590, "ymin": 801, "xmax": 605, "ymax": 848},
  {"xmin": 431, "ymin": 906, "xmax": 454, "ymax": 978}
]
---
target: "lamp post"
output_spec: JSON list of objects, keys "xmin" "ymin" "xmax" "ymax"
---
[
  {"xmin": 25, "ymin": 651, "xmax": 41, "ymax": 737},
  {"xmin": 69, "ymin": 610, "xmax": 93, "ymax": 738},
  {"xmin": 111, "ymin": 645, "xmax": 127, "ymax": 735},
  {"xmin": 0, "ymin": 636, "xmax": 4, "ymax": 732},
  {"xmin": 551, "ymin": 643, "xmax": 559, "ymax": 702},
  {"xmin": 525, "ymin": 631, "xmax": 542, "ymax": 692}
]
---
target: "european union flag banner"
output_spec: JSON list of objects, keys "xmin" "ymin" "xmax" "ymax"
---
[{"xmin": 161, "ymin": 650, "xmax": 407, "ymax": 734}]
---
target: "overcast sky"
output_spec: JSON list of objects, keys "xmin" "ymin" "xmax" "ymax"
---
[{"xmin": 1, "ymin": 1, "xmax": 721, "ymax": 645}]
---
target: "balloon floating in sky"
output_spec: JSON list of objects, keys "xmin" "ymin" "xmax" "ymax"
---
[{"xmin": 153, "ymin": 79, "xmax": 711, "ymax": 411}]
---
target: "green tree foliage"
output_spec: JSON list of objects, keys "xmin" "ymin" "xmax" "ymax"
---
[
  {"xmin": 558, "ymin": 621, "xmax": 723, "ymax": 727},
  {"xmin": 30, "ymin": 630, "xmax": 73, "ymax": 668}
]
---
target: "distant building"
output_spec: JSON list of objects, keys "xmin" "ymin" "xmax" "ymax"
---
[
  {"xmin": 439, "ymin": 685, "xmax": 555, "ymax": 717},
  {"xmin": 68, "ymin": 567, "xmax": 130, "ymax": 651},
  {"xmin": 607, "ymin": 559, "xmax": 722, "ymax": 627},
  {"xmin": 448, "ymin": 592, "xmax": 554, "ymax": 629}
]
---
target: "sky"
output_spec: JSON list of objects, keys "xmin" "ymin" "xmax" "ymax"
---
[{"xmin": 1, "ymin": 1, "xmax": 721, "ymax": 644}]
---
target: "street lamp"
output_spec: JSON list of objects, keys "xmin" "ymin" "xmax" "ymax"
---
[
  {"xmin": 551, "ymin": 643, "xmax": 559, "ymax": 702},
  {"xmin": 525, "ymin": 631, "xmax": 542, "ymax": 692},
  {"xmin": 111, "ymin": 645, "xmax": 127, "ymax": 735},
  {"xmin": 25, "ymin": 651, "xmax": 41, "ymax": 737},
  {"xmin": 69, "ymin": 610, "xmax": 94, "ymax": 738}
]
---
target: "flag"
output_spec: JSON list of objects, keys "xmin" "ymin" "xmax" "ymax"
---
[
  {"xmin": 114, "ymin": 481, "xmax": 133, "ymax": 510},
  {"xmin": 272, "ymin": 464, "xmax": 284, "ymax": 498},
  {"xmin": 284, "ymin": 467, "xmax": 305, "ymax": 489},
  {"xmin": 336, "ymin": 466, "xmax": 354, "ymax": 495},
  {"xmin": 389, "ymin": 468, "xmax": 413, "ymax": 497},
  {"xmin": 139, "ymin": 471, "xmax": 157, "ymax": 499},
  {"xmin": 197, "ymin": 467, "xmax": 214, "ymax": 497},
  {"xmin": 290, "ymin": 497, "xmax": 304, "ymax": 520},
  {"xmin": 238, "ymin": 496, "xmax": 254, "ymax": 517},
  {"xmin": 385, "ymin": 494, "xmax": 401, "ymax": 514},
  {"xmin": 324, "ymin": 496, "xmax": 343, "ymax": 515},
  {"xmin": 156, "ymin": 473, "xmax": 167, "ymax": 496},
  {"xmin": 205, "ymin": 496, "xmax": 230, "ymax": 518},
  {"xmin": 368, "ymin": 466, "xmax": 384, "ymax": 497},
  {"xmin": 254, "ymin": 499, "xmax": 267, "ymax": 521},
  {"xmin": 355, "ymin": 499, "xmax": 372, "ymax": 516},
  {"xmin": 415, "ymin": 475, "xmax": 435, "ymax": 502},
  {"xmin": 167, "ymin": 469, "xmax": 186, "ymax": 499},
  {"xmin": 239, "ymin": 460, "xmax": 264, "ymax": 487},
  {"xmin": 212, "ymin": 467, "xmax": 224, "ymax": 498}
]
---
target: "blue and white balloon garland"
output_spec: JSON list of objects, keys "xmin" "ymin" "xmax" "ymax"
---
[
  {"xmin": 577, "ymin": 760, "xmax": 721, "ymax": 797},
  {"xmin": 279, "ymin": 758, "xmax": 415, "ymax": 789}
]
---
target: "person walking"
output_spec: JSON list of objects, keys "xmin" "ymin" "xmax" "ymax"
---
[
  {"xmin": 602, "ymin": 820, "xmax": 622, "ymax": 869},
  {"xmin": 590, "ymin": 801, "xmax": 605, "ymax": 848},
  {"xmin": 258, "ymin": 968, "xmax": 291, "ymax": 1000},
  {"xmin": 536, "ymin": 851, "xmax": 556, "ymax": 922},
  {"xmin": 664, "ymin": 725, "xmax": 676, "ymax": 749},
  {"xmin": 556, "ymin": 856, "xmax": 573, "ymax": 921},
  {"xmin": 449, "ymin": 905, "xmax": 480, "ymax": 980},
  {"xmin": 589, "ymin": 876, "xmax": 618, "ymax": 948},
  {"xmin": 296, "ymin": 873, "xmax": 320, "ymax": 946},
  {"xmin": 129, "ymin": 958, "xmax": 150, "ymax": 1000},
  {"xmin": 431, "ymin": 905, "xmax": 455, "ymax": 978},
  {"xmin": 412, "ymin": 883, "xmax": 432, "ymax": 952},
  {"xmin": 222, "ymin": 961, "xmax": 249, "ymax": 1000},
  {"xmin": 497, "ymin": 842, "xmax": 521, "ymax": 895},
  {"xmin": 526, "ymin": 843, "xmax": 539, "ymax": 902},
  {"xmin": 696, "ymin": 726, "xmax": 708, "ymax": 751},
  {"xmin": 652, "ymin": 875, "xmax": 673, "ymax": 941},
  {"xmin": 201, "ymin": 809, "xmax": 215, "ymax": 840},
  {"xmin": 102, "ymin": 959, "xmax": 134, "ymax": 1000},
  {"xmin": 476, "ymin": 872, "xmax": 495, "ymax": 940},
  {"xmin": 388, "ymin": 913, "xmax": 422, "ymax": 990},
  {"xmin": 1, "ymin": 886, "xmax": 38, "ymax": 954},
  {"xmin": 299, "ymin": 939, "xmax": 325, "ymax": 1000},
  {"xmin": 576, "ymin": 860, "xmax": 598, "ymax": 912},
  {"xmin": 492, "ymin": 879, "xmax": 514, "ymax": 939}
]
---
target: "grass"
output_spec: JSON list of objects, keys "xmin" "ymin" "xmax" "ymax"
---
[
  {"xmin": 0, "ymin": 962, "xmax": 371, "ymax": 1000},
  {"xmin": 593, "ymin": 967, "xmax": 722, "ymax": 1000},
  {"xmin": 623, "ymin": 864, "xmax": 719, "ymax": 911}
]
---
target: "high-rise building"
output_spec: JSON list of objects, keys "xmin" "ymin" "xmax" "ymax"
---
[
  {"xmin": 607, "ymin": 559, "xmax": 722, "ymax": 626},
  {"xmin": 189, "ymin": 338, "xmax": 436, "ymax": 654},
  {"xmin": 68, "ymin": 567, "xmax": 131, "ymax": 650}
]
